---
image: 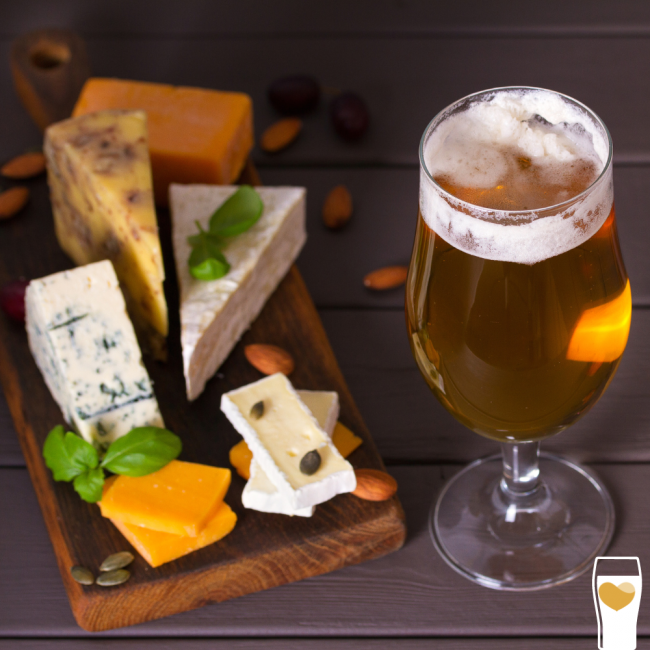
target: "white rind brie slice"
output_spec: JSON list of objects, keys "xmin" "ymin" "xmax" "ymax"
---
[
  {"xmin": 221, "ymin": 374, "xmax": 356, "ymax": 511},
  {"xmin": 170, "ymin": 184, "xmax": 307, "ymax": 401},
  {"xmin": 243, "ymin": 389, "xmax": 339, "ymax": 517},
  {"xmin": 25, "ymin": 260, "xmax": 164, "ymax": 447}
]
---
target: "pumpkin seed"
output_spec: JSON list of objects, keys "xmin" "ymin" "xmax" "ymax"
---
[
  {"xmin": 70, "ymin": 565, "xmax": 94, "ymax": 585},
  {"xmin": 96, "ymin": 568, "xmax": 131, "ymax": 587},
  {"xmin": 100, "ymin": 551, "xmax": 134, "ymax": 572},
  {"xmin": 300, "ymin": 449, "xmax": 321, "ymax": 476},
  {"xmin": 250, "ymin": 400, "xmax": 265, "ymax": 419}
]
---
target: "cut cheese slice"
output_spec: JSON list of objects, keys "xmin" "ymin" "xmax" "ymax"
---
[
  {"xmin": 331, "ymin": 422, "xmax": 363, "ymax": 458},
  {"xmin": 222, "ymin": 374, "xmax": 356, "ymax": 511},
  {"xmin": 25, "ymin": 260, "xmax": 163, "ymax": 447},
  {"xmin": 111, "ymin": 502, "xmax": 237, "ymax": 568},
  {"xmin": 100, "ymin": 460, "xmax": 231, "ymax": 537},
  {"xmin": 73, "ymin": 78, "xmax": 254, "ymax": 205},
  {"xmin": 242, "ymin": 389, "xmax": 339, "ymax": 517},
  {"xmin": 44, "ymin": 110, "xmax": 167, "ymax": 357},
  {"xmin": 170, "ymin": 185, "xmax": 306, "ymax": 400}
]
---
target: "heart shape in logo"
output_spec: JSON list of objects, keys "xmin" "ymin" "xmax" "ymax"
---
[{"xmin": 599, "ymin": 582, "xmax": 636, "ymax": 611}]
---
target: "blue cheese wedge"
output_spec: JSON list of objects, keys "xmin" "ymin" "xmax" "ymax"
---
[
  {"xmin": 25, "ymin": 260, "xmax": 164, "ymax": 447},
  {"xmin": 243, "ymin": 390, "xmax": 339, "ymax": 517},
  {"xmin": 170, "ymin": 184, "xmax": 306, "ymax": 401},
  {"xmin": 222, "ymin": 374, "xmax": 355, "ymax": 511}
]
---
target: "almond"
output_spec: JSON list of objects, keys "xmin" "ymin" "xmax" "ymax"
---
[
  {"xmin": 322, "ymin": 185, "xmax": 353, "ymax": 229},
  {"xmin": 260, "ymin": 118, "xmax": 302, "ymax": 153},
  {"xmin": 244, "ymin": 344, "xmax": 295, "ymax": 375},
  {"xmin": 352, "ymin": 469, "xmax": 398, "ymax": 501},
  {"xmin": 363, "ymin": 265, "xmax": 408, "ymax": 290},
  {"xmin": 0, "ymin": 186, "xmax": 29, "ymax": 220},
  {"xmin": 1, "ymin": 152, "xmax": 46, "ymax": 179}
]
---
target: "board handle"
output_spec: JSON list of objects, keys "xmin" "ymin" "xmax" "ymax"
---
[{"xmin": 11, "ymin": 28, "xmax": 90, "ymax": 131}]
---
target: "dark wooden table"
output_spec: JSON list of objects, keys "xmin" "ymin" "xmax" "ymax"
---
[{"xmin": 2, "ymin": 1, "xmax": 650, "ymax": 647}]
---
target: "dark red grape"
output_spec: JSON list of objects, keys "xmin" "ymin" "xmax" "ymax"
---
[
  {"xmin": 268, "ymin": 75, "xmax": 320, "ymax": 115},
  {"xmin": 330, "ymin": 92, "xmax": 369, "ymax": 141},
  {"xmin": 0, "ymin": 279, "xmax": 29, "ymax": 322}
]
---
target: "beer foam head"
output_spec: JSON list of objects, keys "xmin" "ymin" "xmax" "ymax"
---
[{"xmin": 420, "ymin": 88, "xmax": 613, "ymax": 264}]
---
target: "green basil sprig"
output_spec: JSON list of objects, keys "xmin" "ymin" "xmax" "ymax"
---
[
  {"xmin": 187, "ymin": 185, "xmax": 264, "ymax": 281},
  {"xmin": 43, "ymin": 425, "xmax": 182, "ymax": 503}
]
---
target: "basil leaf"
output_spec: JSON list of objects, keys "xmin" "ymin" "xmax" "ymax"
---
[
  {"xmin": 73, "ymin": 467, "xmax": 105, "ymax": 503},
  {"xmin": 43, "ymin": 425, "xmax": 99, "ymax": 482},
  {"xmin": 189, "ymin": 254, "xmax": 230, "ymax": 281},
  {"xmin": 188, "ymin": 222, "xmax": 231, "ymax": 281},
  {"xmin": 209, "ymin": 185, "xmax": 263, "ymax": 237},
  {"xmin": 101, "ymin": 426, "xmax": 182, "ymax": 477}
]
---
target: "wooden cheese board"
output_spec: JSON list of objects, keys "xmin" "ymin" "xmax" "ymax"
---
[{"xmin": 0, "ymin": 163, "xmax": 406, "ymax": 631}]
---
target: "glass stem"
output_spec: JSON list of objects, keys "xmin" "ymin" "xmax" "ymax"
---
[{"xmin": 500, "ymin": 441, "xmax": 541, "ymax": 498}]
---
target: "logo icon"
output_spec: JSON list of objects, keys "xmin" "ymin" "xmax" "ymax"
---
[{"xmin": 593, "ymin": 557, "xmax": 642, "ymax": 649}]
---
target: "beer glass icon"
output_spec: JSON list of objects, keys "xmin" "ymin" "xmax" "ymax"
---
[{"xmin": 593, "ymin": 557, "xmax": 642, "ymax": 649}]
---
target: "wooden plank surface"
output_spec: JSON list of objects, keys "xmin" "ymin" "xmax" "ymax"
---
[
  {"xmin": 1, "ymin": 640, "xmax": 645, "ymax": 650},
  {"xmin": 4, "ymin": 38, "xmax": 650, "ymax": 166},
  {"xmin": 3, "ymin": 304, "xmax": 650, "ymax": 466},
  {"xmin": 1, "ymin": 463, "xmax": 648, "ymax": 638},
  {"xmin": 4, "ymin": 0, "xmax": 650, "ymax": 37}
]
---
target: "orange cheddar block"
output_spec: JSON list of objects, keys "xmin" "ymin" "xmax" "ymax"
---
[
  {"xmin": 99, "ymin": 460, "xmax": 231, "ymax": 537},
  {"xmin": 73, "ymin": 78, "xmax": 254, "ymax": 205},
  {"xmin": 111, "ymin": 501, "xmax": 237, "ymax": 568},
  {"xmin": 567, "ymin": 280, "xmax": 632, "ymax": 363}
]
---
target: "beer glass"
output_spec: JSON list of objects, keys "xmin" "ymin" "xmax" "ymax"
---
[
  {"xmin": 406, "ymin": 87, "xmax": 630, "ymax": 590},
  {"xmin": 593, "ymin": 557, "xmax": 642, "ymax": 650}
]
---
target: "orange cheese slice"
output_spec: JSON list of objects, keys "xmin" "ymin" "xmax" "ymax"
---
[
  {"xmin": 111, "ymin": 501, "xmax": 237, "ymax": 568},
  {"xmin": 73, "ymin": 78, "xmax": 254, "ymax": 205},
  {"xmin": 331, "ymin": 422, "xmax": 363, "ymax": 458},
  {"xmin": 567, "ymin": 280, "xmax": 632, "ymax": 363},
  {"xmin": 229, "ymin": 439, "xmax": 253, "ymax": 480},
  {"xmin": 99, "ymin": 460, "xmax": 231, "ymax": 537}
]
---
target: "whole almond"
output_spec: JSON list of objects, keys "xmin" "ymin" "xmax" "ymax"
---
[
  {"xmin": 363, "ymin": 265, "xmax": 408, "ymax": 290},
  {"xmin": 322, "ymin": 185, "xmax": 353, "ymax": 229},
  {"xmin": 1, "ymin": 152, "xmax": 46, "ymax": 179},
  {"xmin": 260, "ymin": 118, "xmax": 302, "ymax": 153},
  {"xmin": 0, "ymin": 186, "xmax": 29, "ymax": 219},
  {"xmin": 245, "ymin": 344, "xmax": 295, "ymax": 375},
  {"xmin": 352, "ymin": 469, "xmax": 398, "ymax": 501}
]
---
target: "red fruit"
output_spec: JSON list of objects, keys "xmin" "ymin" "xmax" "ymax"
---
[
  {"xmin": 0, "ymin": 279, "xmax": 29, "ymax": 322},
  {"xmin": 330, "ymin": 92, "xmax": 369, "ymax": 141}
]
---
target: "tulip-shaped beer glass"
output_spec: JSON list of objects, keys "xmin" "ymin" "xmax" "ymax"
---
[{"xmin": 406, "ymin": 87, "xmax": 630, "ymax": 590}]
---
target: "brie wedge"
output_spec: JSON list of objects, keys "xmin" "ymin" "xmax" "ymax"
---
[
  {"xmin": 243, "ymin": 389, "xmax": 339, "ymax": 517},
  {"xmin": 25, "ymin": 260, "xmax": 164, "ymax": 447},
  {"xmin": 170, "ymin": 184, "xmax": 306, "ymax": 401},
  {"xmin": 221, "ymin": 374, "xmax": 355, "ymax": 511}
]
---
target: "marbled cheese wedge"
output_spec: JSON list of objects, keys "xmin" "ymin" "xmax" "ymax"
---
[
  {"xmin": 222, "ymin": 374, "xmax": 355, "ymax": 511},
  {"xmin": 243, "ymin": 390, "xmax": 339, "ymax": 517},
  {"xmin": 170, "ymin": 185, "xmax": 306, "ymax": 400},
  {"xmin": 44, "ymin": 110, "xmax": 167, "ymax": 357},
  {"xmin": 25, "ymin": 260, "xmax": 164, "ymax": 448}
]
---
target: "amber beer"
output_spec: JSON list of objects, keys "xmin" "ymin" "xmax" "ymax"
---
[{"xmin": 407, "ymin": 91, "xmax": 631, "ymax": 443}]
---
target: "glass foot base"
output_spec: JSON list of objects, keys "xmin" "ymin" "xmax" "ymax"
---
[{"xmin": 431, "ymin": 452, "xmax": 615, "ymax": 591}]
